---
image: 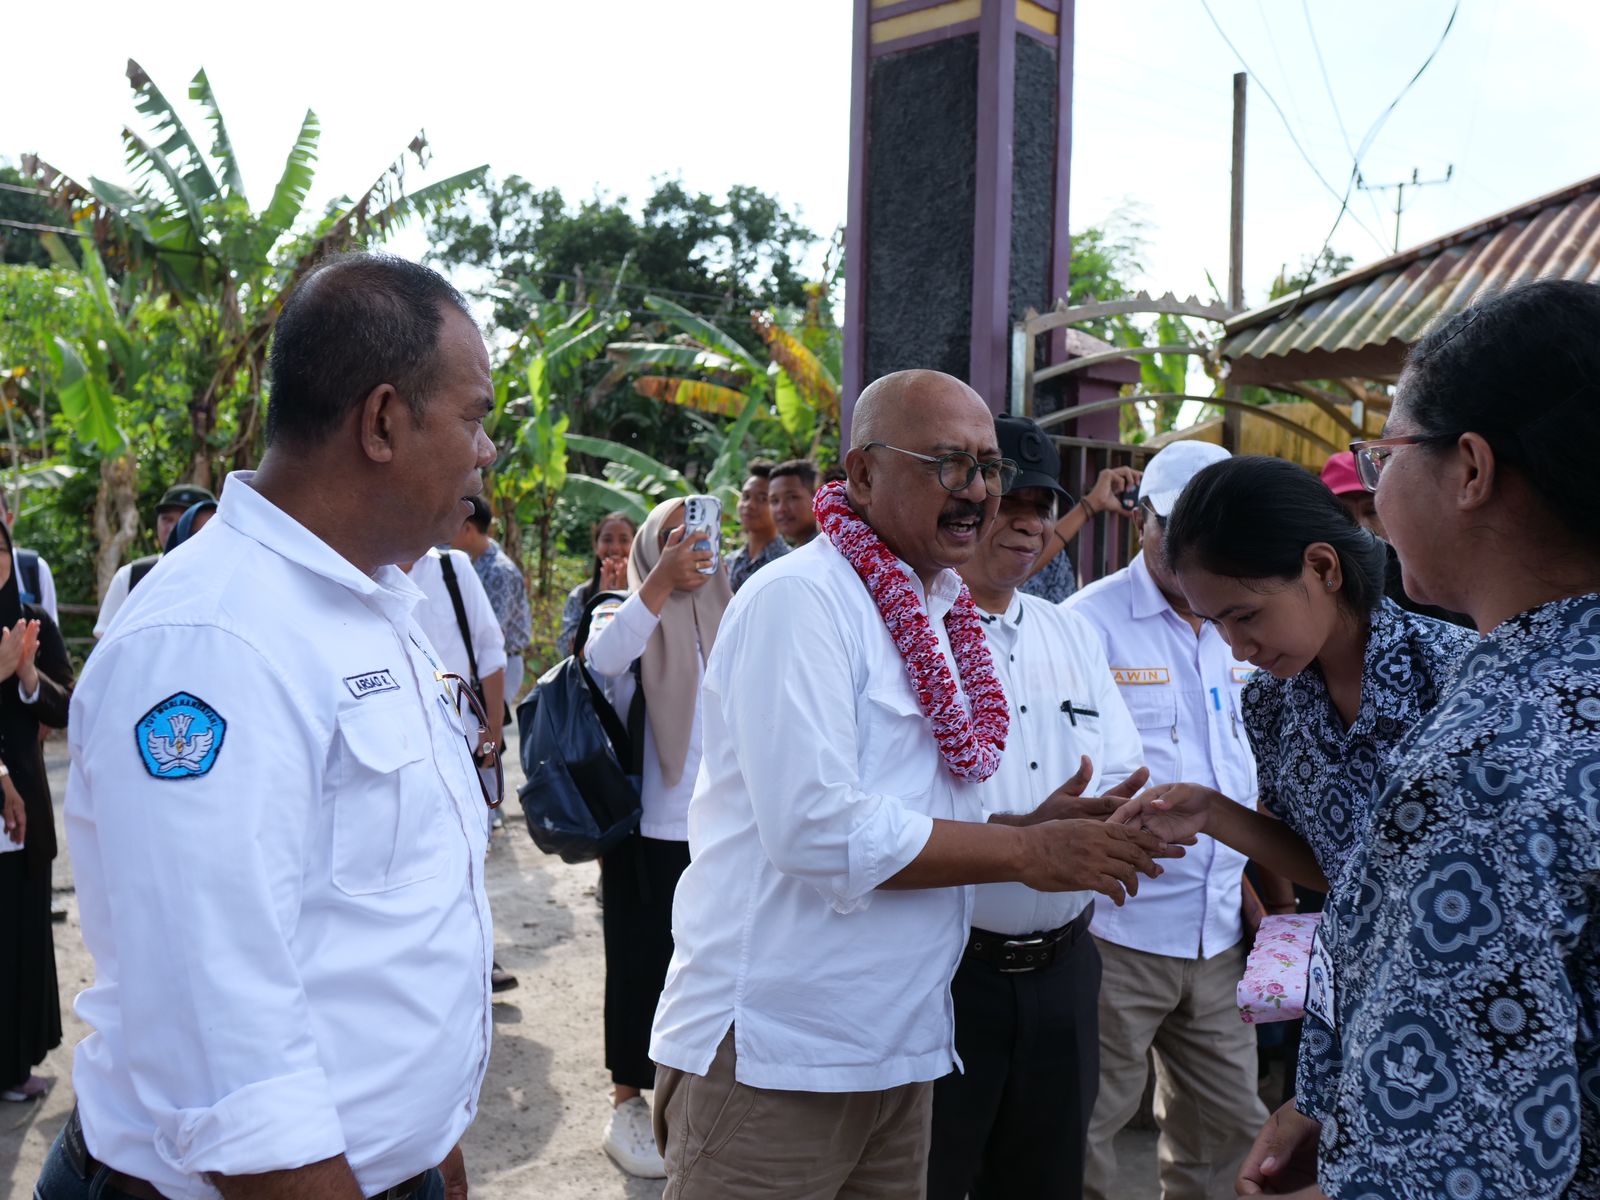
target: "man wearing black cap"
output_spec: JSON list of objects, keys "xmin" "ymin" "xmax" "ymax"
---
[
  {"xmin": 927, "ymin": 413, "xmax": 1147, "ymax": 1200},
  {"xmin": 92, "ymin": 483, "xmax": 217, "ymax": 638}
]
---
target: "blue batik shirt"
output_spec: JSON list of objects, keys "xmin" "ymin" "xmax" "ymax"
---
[
  {"xmin": 1243, "ymin": 599, "xmax": 1475, "ymax": 888},
  {"xmin": 470, "ymin": 540, "xmax": 531, "ymax": 659},
  {"xmin": 728, "ymin": 535, "xmax": 789, "ymax": 593},
  {"xmin": 1304, "ymin": 592, "xmax": 1600, "ymax": 1199}
]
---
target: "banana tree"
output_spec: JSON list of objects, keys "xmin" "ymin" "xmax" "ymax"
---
[
  {"xmin": 604, "ymin": 294, "xmax": 840, "ymax": 462},
  {"xmin": 488, "ymin": 295, "xmax": 629, "ymax": 594},
  {"xmin": 25, "ymin": 58, "xmax": 488, "ymax": 488},
  {"xmin": 565, "ymin": 387, "xmax": 766, "ymax": 527}
]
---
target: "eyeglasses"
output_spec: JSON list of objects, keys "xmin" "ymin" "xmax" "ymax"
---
[
  {"xmin": 1348, "ymin": 434, "xmax": 1456, "ymax": 492},
  {"xmin": 863, "ymin": 442, "xmax": 1020, "ymax": 497},
  {"xmin": 436, "ymin": 671, "xmax": 504, "ymax": 809}
]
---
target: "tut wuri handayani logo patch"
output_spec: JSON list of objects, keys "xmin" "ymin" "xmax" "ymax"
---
[{"xmin": 136, "ymin": 692, "xmax": 226, "ymax": 779}]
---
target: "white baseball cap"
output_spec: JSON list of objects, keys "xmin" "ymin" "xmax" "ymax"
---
[{"xmin": 1139, "ymin": 440, "xmax": 1231, "ymax": 517}]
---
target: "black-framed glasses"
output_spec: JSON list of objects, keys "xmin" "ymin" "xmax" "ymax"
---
[
  {"xmin": 864, "ymin": 442, "xmax": 1019, "ymax": 497},
  {"xmin": 1348, "ymin": 434, "xmax": 1456, "ymax": 492},
  {"xmin": 436, "ymin": 670, "xmax": 504, "ymax": 809}
]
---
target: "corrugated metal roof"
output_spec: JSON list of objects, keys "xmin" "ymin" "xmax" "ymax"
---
[{"xmin": 1220, "ymin": 172, "xmax": 1600, "ymax": 385}]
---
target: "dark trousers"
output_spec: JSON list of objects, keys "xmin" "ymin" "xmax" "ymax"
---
[
  {"xmin": 928, "ymin": 929, "xmax": 1101, "ymax": 1200},
  {"xmin": 601, "ymin": 833, "xmax": 691, "ymax": 1091},
  {"xmin": 33, "ymin": 1121, "xmax": 445, "ymax": 1200}
]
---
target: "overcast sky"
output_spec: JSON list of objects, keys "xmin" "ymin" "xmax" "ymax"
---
[{"xmin": 6, "ymin": 0, "xmax": 1594, "ymax": 313}]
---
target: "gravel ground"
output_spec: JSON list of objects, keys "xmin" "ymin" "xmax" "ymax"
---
[{"xmin": 3, "ymin": 741, "xmax": 1159, "ymax": 1198}]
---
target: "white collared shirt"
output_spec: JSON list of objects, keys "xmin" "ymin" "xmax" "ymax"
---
[
  {"xmin": 405, "ymin": 547, "xmax": 508, "ymax": 683},
  {"xmin": 584, "ymin": 591, "xmax": 702, "ymax": 842},
  {"xmin": 970, "ymin": 592, "xmax": 1145, "ymax": 936},
  {"xmin": 1065, "ymin": 552, "xmax": 1258, "ymax": 960},
  {"xmin": 650, "ymin": 536, "xmax": 981, "ymax": 1092},
  {"xmin": 66, "ymin": 473, "xmax": 493, "ymax": 1200}
]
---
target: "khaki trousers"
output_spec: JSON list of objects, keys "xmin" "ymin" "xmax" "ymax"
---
[
  {"xmin": 654, "ymin": 1031, "xmax": 935, "ymax": 1199},
  {"xmin": 1084, "ymin": 938, "xmax": 1268, "ymax": 1200}
]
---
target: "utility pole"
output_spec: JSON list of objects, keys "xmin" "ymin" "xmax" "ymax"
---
[
  {"xmin": 1357, "ymin": 165, "xmax": 1455, "ymax": 253},
  {"xmin": 1223, "ymin": 71, "xmax": 1246, "ymax": 452}
]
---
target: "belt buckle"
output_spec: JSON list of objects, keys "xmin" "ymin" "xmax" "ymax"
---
[{"xmin": 998, "ymin": 933, "xmax": 1047, "ymax": 973}]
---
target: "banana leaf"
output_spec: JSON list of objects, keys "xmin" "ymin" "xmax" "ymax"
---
[
  {"xmin": 567, "ymin": 433, "xmax": 692, "ymax": 495},
  {"xmin": 769, "ymin": 362, "xmax": 815, "ymax": 441},
  {"xmin": 363, "ymin": 165, "xmax": 488, "ymax": 237},
  {"xmin": 633, "ymin": 375, "xmax": 748, "ymax": 417},
  {"xmin": 189, "ymin": 69, "xmax": 246, "ymax": 200},
  {"xmin": 259, "ymin": 110, "xmax": 320, "ymax": 251},
  {"xmin": 753, "ymin": 310, "xmax": 839, "ymax": 419},
  {"xmin": 705, "ymin": 392, "xmax": 766, "ymax": 494},
  {"xmin": 562, "ymin": 474, "xmax": 649, "ymax": 525},
  {"xmin": 605, "ymin": 342, "xmax": 748, "ymax": 379},
  {"xmin": 49, "ymin": 338, "xmax": 124, "ymax": 452},
  {"xmin": 125, "ymin": 59, "xmax": 220, "ymax": 206},
  {"xmin": 643, "ymin": 295, "xmax": 762, "ymax": 374},
  {"xmin": 120, "ymin": 127, "xmax": 208, "ymax": 251}
]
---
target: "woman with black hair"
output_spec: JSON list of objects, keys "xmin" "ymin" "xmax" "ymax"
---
[
  {"xmin": 1225, "ymin": 279, "xmax": 1600, "ymax": 1198},
  {"xmin": 1121, "ymin": 455, "xmax": 1474, "ymax": 894},
  {"xmin": 557, "ymin": 511, "xmax": 637, "ymax": 658},
  {"xmin": 0, "ymin": 519, "xmax": 74, "ymax": 1103}
]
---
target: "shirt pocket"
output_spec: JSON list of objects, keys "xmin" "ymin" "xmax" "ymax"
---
[
  {"xmin": 331, "ymin": 704, "xmax": 445, "ymax": 896},
  {"xmin": 857, "ymin": 686, "xmax": 940, "ymax": 811},
  {"xmin": 1120, "ymin": 689, "xmax": 1183, "ymax": 786}
]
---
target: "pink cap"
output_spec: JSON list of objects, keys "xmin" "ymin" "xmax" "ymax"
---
[{"xmin": 1320, "ymin": 451, "xmax": 1364, "ymax": 496}]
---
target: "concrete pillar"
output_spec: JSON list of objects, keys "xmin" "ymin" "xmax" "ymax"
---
[{"xmin": 843, "ymin": 0, "xmax": 1074, "ymax": 440}]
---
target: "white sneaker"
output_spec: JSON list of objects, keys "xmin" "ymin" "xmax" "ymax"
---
[{"xmin": 602, "ymin": 1095, "xmax": 667, "ymax": 1178}]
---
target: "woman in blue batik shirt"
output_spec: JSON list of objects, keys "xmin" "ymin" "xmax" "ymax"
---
[
  {"xmin": 1230, "ymin": 280, "xmax": 1600, "ymax": 1199},
  {"xmin": 1118, "ymin": 455, "xmax": 1475, "ymax": 894}
]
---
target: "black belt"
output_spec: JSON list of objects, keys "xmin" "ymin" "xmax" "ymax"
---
[
  {"xmin": 62, "ymin": 1106, "xmax": 430, "ymax": 1200},
  {"xmin": 965, "ymin": 905, "xmax": 1094, "ymax": 973}
]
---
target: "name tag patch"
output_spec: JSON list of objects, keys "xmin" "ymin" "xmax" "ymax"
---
[
  {"xmin": 1111, "ymin": 667, "xmax": 1170, "ymax": 686},
  {"xmin": 136, "ymin": 692, "xmax": 227, "ymax": 780},
  {"xmin": 344, "ymin": 669, "xmax": 402, "ymax": 699}
]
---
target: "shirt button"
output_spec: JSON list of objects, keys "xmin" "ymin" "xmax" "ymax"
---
[
  {"xmin": 1019, "ymin": 704, "xmax": 1028, "ymax": 714},
  {"xmin": 1030, "ymin": 761, "xmax": 1039, "ymax": 770}
]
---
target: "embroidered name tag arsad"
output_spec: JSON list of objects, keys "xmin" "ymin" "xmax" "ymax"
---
[
  {"xmin": 344, "ymin": 669, "xmax": 401, "ymax": 699},
  {"xmin": 136, "ymin": 692, "xmax": 226, "ymax": 779}
]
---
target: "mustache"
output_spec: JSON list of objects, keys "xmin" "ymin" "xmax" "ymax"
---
[{"xmin": 940, "ymin": 499, "xmax": 987, "ymax": 523}]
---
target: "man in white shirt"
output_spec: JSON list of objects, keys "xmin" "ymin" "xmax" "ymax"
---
[
  {"xmin": 649, "ymin": 369, "xmax": 1178, "ymax": 1198},
  {"xmin": 93, "ymin": 484, "xmax": 217, "ymax": 638},
  {"xmin": 1065, "ymin": 440, "xmax": 1269, "ymax": 1200},
  {"xmin": 38, "ymin": 253, "xmax": 499, "ymax": 1200},
  {"xmin": 929, "ymin": 415, "xmax": 1147, "ymax": 1200}
]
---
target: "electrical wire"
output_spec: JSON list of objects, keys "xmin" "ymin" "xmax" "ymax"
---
[
  {"xmin": 1287, "ymin": 0, "xmax": 1462, "ymax": 314},
  {"xmin": 1301, "ymin": 0, "xmax": 1391, "ymax": 233},
  {"xmin": 1197, "ymin": 0, "xmax": 1391, "ymax": 255}
]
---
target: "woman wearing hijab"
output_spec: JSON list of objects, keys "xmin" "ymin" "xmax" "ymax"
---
[
  {"xmin": 582, "ymin": 497, "xmax": 729, "ymax": 1178},
  {"xmin": 0, "ymin": 520, "xmax": 74, "ymax": 1103},
  {"xmin": 1236, "ymin": 280, "xmax": 1600, "ymax": 1198}
]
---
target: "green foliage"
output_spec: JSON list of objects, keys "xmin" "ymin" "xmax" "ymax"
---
[{"xmin": 426, "ymin": 174, "xmax": 819, "ymax": 336}]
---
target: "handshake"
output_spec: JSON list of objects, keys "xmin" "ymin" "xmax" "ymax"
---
[{"xmin": 997, "ymin": 757, "xmax": 1198, "ymax": 905}]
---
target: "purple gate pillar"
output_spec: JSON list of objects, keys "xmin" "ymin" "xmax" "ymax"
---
[{"xmin": 842, "ymin": 0, "xmax": 1075, "ymax": 443}]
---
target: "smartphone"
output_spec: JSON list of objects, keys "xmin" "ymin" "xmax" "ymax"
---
[{"xmin": 683, "ymin": 495, "xmax": 722, "ymax": 576}]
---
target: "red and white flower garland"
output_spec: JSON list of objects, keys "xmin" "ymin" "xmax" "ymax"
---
[{"xmin": 814, "ymin": 480, "xmax": 1008, "ymax": 782}]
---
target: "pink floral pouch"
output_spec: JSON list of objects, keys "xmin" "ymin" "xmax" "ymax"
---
[{"xmin": 1237, "ymin": 913, "xmax": 1322, "ymax": 1024}]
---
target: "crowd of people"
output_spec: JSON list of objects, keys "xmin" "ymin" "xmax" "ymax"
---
[{"xmin": 3, "ymin": 253, "xmax": 1597, "ymax": 1200}]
